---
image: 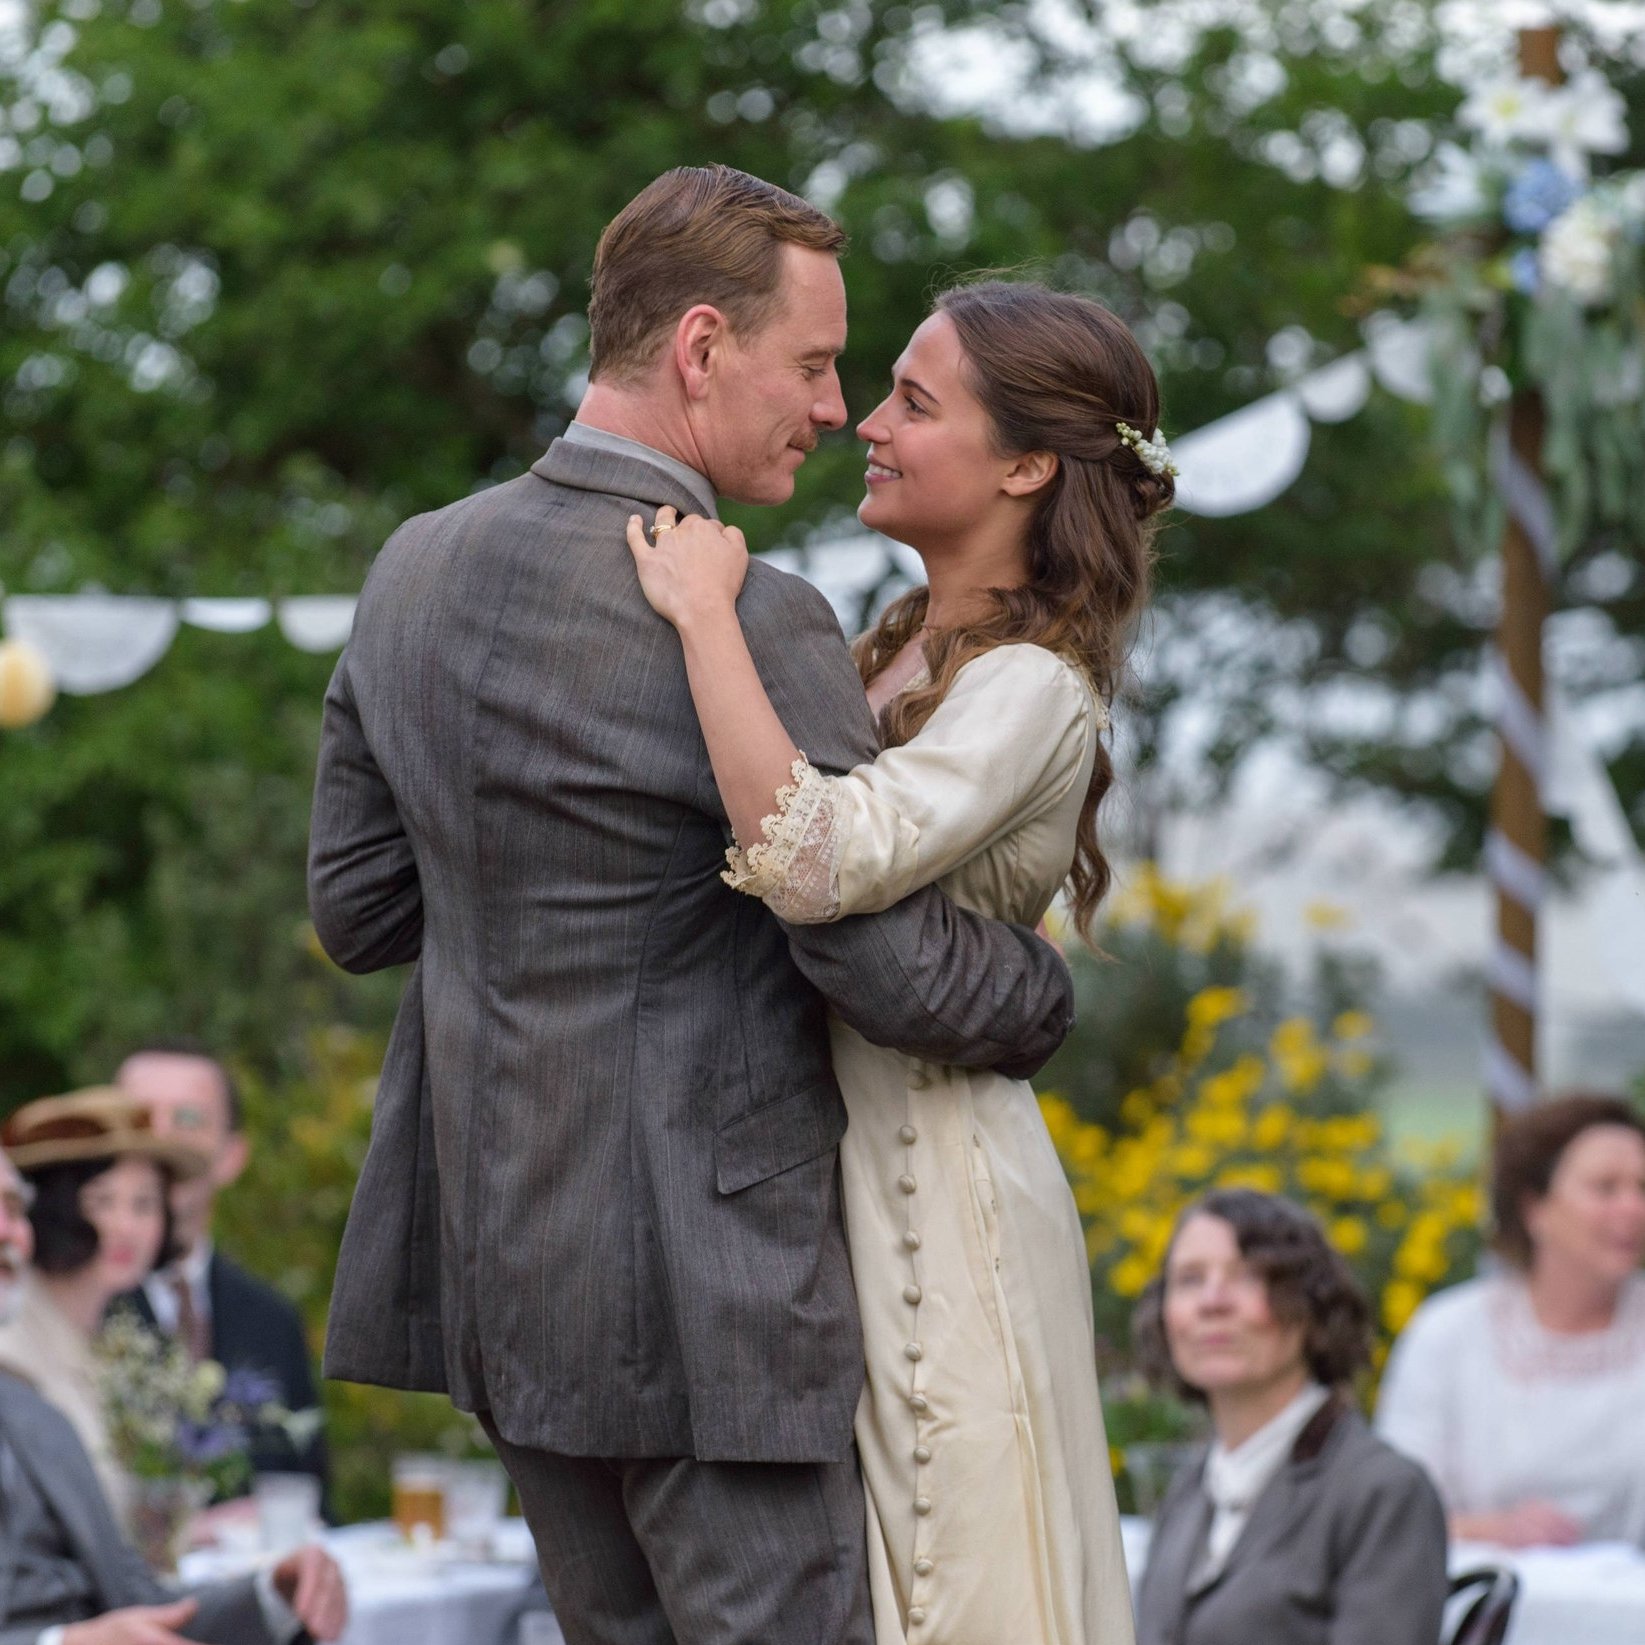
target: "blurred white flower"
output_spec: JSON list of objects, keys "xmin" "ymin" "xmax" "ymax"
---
[
  {"xmin": 1541, "ymin": 74, "xmax": 1630, "ymax": 175},
  {"xmin": 1409, "ymin": 142, "xmax": 1490, "ymax": 223},
  {"xmin": 1540, "ymin": 197, "xmax": 1621, "ymax": 305},
  {"xmin": 1478, "ymin": 366, "xmax": 1513, "ymax": 407},
  {"xmin": 1458, "ymin": 76, "xmax": 1558, "ymax": 146},
  {"xmin": 192, "ymin": 1360, "xmax": 227, "ymax": 1401}
]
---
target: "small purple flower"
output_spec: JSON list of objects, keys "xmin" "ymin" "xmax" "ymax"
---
[
  {"xmin": 1503, "ymin": 160, "xmax": 1581, "ymax": 235},
  {"xmin": 221, "ymin": 1368, "xmax": 281, "ymax": 1410},
  {"xmin": 175, "ymin": 1420, "xmax": 246, "ymax": 1466},
  {"xmin": 1509, "ymin": 246, "xmax": 1542, "ymax": 295}
]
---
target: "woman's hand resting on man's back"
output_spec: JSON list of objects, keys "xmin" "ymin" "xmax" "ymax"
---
[{"xmin": 625, "ymin": 505, "xmax": 749, "ymax": 631}]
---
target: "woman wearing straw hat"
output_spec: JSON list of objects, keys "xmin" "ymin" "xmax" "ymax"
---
[{"xmin": 0, "ymin": 1088, "xmax": 210, "ymax": 1525}]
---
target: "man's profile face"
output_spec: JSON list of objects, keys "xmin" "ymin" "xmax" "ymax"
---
[
  {"xmin": 696, "ymin": 244, "xmax": 848, "ymax": 506},
  {"xmin": 116, "ymin": 1051, "xmax": 248, "ymax": 1255}
]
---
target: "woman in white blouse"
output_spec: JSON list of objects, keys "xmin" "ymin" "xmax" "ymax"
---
[
  {"xmin": 1376, "ymin": 1092, "xmax": 1645, "ymax": 1547},
  {"xmin": 625, "ymin": 281, "xmax": 1169, "ymax": 1644}
]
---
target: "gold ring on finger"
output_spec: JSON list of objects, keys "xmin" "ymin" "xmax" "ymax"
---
[{"xmin": 649, "ymin": 522, "xmax": 675, "ymax": 538}]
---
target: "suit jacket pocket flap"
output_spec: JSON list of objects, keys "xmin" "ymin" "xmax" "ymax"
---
[{"xmin": 715, "ymin": 1083, "xmax": 846, "ymax": 1195}]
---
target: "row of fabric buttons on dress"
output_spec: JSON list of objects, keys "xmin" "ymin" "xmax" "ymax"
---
[{"xmin": 903, "ymin": 1060, "xmax": 933, "ymax": 1626}]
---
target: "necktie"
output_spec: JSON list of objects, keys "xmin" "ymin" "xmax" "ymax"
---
[{"xmin": 169, "ymin": 1275, "xmax": 210, "ymax": 1363}]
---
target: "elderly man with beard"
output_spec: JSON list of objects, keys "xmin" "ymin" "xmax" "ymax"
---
[{"xmin": 0, "ymin": 1146, "xmax": 348, "ymax": 1645}]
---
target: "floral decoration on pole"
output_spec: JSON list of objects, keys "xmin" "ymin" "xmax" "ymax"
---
[
  {"xmin": 1404, "ymin": 50, "xmax": 1644, "ymax": 552},
  {"xmin": 1388, "ymin": 29, "xmax": 1644, "ymax": 1117}
]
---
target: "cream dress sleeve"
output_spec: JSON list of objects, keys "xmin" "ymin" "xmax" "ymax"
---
[{"xmin": 722, "ymin": 643, "xmax": 1104, "ymax": 924}]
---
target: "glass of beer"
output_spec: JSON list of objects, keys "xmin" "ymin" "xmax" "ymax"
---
[{"xmin": 392, "ymin": 1453, "xmax": 448, "ymax": 1542}]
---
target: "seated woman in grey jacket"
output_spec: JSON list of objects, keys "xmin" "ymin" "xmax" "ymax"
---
[{"xmin": 1132, "ymin": 1189, "xmax": 1448, "ymax": 1645}]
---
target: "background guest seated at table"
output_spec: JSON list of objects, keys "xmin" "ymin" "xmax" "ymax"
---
[
  {"xmin": 0, "ymin": 1088, "xmax": 208, "ymax": 1530},
  {"xmin": 0, "ymin": 1139, "xmax": 348, "ymax": 1645},
  {"xmin": 114, "ymin": 1041, "xmax": 330, "ymax": 1506},
  {"xmin": 1132, "ymin": 1188, "xmax": 1448, "ymax": 1645},
  {"xmin": 1377, "ymin": 1092, "xmax": 1645, "ymax": 1549}
]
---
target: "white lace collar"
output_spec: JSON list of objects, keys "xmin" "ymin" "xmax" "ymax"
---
[{"xmin": 1488, "ymin": 1272, "xmax": 1645, "ymax": 1381}]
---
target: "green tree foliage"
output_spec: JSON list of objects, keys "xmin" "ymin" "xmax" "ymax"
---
[{"xmin": 8, "ymin": 0, "xmax": 1641, "ymax": 1104}]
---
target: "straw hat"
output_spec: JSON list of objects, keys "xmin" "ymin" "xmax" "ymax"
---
[{"xmin": 1, "ymin": 1087, "xmax": 212, "ymax": 1180}]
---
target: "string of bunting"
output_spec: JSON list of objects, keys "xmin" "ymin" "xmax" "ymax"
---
[
  {"xmin": 0, "ymin": 594, "xmax": 356, "ymax": 728},
  {"xmin": 0, "ymin": 304, "xmax": 1435, "ymax": 734}
]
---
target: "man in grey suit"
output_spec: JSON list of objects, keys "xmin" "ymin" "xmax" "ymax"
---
[
  {"xmin": 308, "ymin": 165, "xmax": 1076, "ymax": 1644},
  {"xmin": 0, "ymin": 1149, "xmax": 347, "ymax": 1645}
]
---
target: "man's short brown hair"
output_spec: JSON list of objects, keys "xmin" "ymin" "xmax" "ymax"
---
[
  {"xmin": 1492, "ymin": 1092, "xmax": 1645, "ymax": 1268},
  {"xmin": 587, "ymin": 164, "xmax": 846, "ymax": 383}
]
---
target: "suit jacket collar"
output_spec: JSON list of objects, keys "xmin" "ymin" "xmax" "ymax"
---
[
  {"xmin": 1184, "ymin": 1393, "xmax": 1353, "ymax": 1601},
  {"xmin": 559, "ymin": 424, "xmax": 718, "ymax": 517},
  {"xmin": 1144, "ymin": 1454, "xmax": 1213, "ymax": 1642},
  {"xmin": 531, "ymin": 437, "xmax": 716, "ymax": 520}
]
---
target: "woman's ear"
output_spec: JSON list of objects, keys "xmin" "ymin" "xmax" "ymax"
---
[{"xmin": 1001, "ymin": 450, "xmax": 1059, "ymax": 498}]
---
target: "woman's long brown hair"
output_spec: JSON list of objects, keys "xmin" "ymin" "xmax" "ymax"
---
[{"xmin": 854, "ymin": 281, "xmax": 1170, "ymax": 940}]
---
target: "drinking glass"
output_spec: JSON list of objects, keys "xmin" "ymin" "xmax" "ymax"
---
[
  {"xmin": 391, "ymin": 1453, "xmax": 448, "ymax": 1542},
  {"xmin": 445, "ymin": 1459, "xmax": 509, "ymax": 1551},
  {"xmin": 255, "ymin": 1472, "xmax": 321, "ymax": 1554}
]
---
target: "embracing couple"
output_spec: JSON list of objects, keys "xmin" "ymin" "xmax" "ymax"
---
[{"xmin": 310, "ymin": 165, "xmax": 1170, "ymax": 1645}]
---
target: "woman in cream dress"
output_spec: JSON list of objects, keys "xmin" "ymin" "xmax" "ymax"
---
[{"xmin": 628, "ymin": 281, "xmax": 1172, "ymax": 1644}]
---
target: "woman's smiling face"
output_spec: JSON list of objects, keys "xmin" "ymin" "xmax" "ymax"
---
[{"xmin": 854, "ymin": 312, "xmax": 1016, "ymax": 551}]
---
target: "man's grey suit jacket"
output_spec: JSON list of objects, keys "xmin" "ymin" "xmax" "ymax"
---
[
  {"xmin": 0, "ymin": 1374, "xmax": 277, "ymax": 1645},
  {"xmin": 309, "ymin": 437, "xmax": 1075, "ymax": 1465}
]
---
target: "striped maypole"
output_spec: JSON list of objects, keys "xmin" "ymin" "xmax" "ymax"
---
[{"xmin": 1484, "ymin": 25, "xmax": 1562, "ymax": 1119}]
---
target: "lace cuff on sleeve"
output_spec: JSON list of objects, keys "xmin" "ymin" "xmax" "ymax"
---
[{"xmin": 720, "ymin": 755, "xmax": 845, "ymax": 923}]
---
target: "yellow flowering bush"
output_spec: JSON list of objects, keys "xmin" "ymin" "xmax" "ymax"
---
[{"xmin": 1040, "ymin": 871, "xmax": 1482, "ymax": 1373}]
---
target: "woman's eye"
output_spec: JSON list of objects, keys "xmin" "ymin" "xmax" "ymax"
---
[{"xmin": 903, "ymin": 396, "xmax": 925, "ymax": 415}]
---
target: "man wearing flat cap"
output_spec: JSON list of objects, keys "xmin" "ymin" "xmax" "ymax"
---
[{"xmin": 0, "ymin": 1100, "xmax": 348, "ymax": 1645}]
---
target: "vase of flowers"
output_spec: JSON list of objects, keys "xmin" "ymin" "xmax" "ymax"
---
[
  {"xmin": 125, "ymin": 1474, "xmax": 213, "ymax": 1576},
  {"xmin": 96, "ymin": 1312, "xmax": 302, "ymax": 1571}
]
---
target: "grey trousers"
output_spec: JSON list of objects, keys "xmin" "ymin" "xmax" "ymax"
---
[{"xmin": 482, "ymin": 1418, "xmax": 874, "ymax": 1645}]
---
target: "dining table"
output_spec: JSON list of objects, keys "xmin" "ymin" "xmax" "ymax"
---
[{"xmin": 179, "ymin": 1518, "xmax": 556, "ymax": 1645}]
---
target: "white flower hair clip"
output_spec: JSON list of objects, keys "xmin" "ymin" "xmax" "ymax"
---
[{"xmin": 1115, "ymin": 422, "xmax": 1180, "ymax": 478}]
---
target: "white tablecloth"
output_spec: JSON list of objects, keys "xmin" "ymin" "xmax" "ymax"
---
[
  {"xmin": 181, "ymin": 1520, "xmax": 551, "ymax": 1645},
  {"xmin": 1454, "ymin": 1540, "xmax": 1645, "ymax": 1645},
  {"xmin": 1121, "ymin": 1517, "xmax": 1645, "ymax": 1645}
]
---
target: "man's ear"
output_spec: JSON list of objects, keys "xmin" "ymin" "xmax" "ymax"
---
[
  {"xmin": 213, "ymin": 1131, "xmax": 250, "ymax": 1191},
  {"xmin": 674, "ymin": 304, "xmax": 729, "ymax": 402},
  {"xmin": 1001, "ymin": 450, "xmax": 1059, "ymax": 498}
]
